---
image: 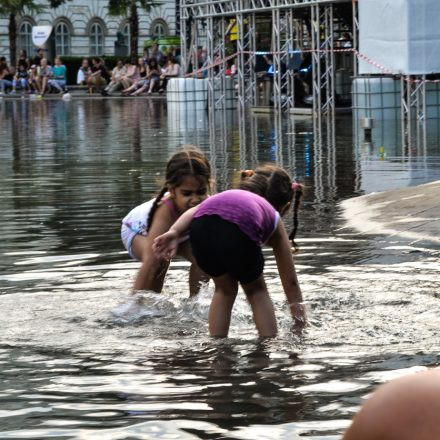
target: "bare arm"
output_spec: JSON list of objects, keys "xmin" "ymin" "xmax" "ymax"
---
[
  {"xmin": 153, "ymin": 206, "xmax": 198, "ymax": 260},
  {"xmin": 0, "ymin": 68, "xmax": 9, "ymax": 80},
  {"xmin": 266, "ymin": 220, "xmax": 306, "ymax": 327}
]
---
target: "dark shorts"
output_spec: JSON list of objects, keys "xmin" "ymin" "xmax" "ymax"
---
[{"xmin": 189, "ymin": 215, "xmax": 264, "ymax": 284}]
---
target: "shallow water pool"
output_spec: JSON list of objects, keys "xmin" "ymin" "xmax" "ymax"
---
[{"xmin": 0, "ymin": 98, "xmax": 439, "ymax": 439}]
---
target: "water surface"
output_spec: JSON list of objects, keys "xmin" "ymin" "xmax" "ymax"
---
[{"xmin": 0, "ymin": 98, "xmax": 439, "ymax": 439}]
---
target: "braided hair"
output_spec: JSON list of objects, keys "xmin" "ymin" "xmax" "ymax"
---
[
  {"xmin": 288, "ymin": 182, "xmax": 303, "ymax": 250},
  {"xmin": 237, "ymin": 164, "xmax": 303, "ymax": 249},
  {"xmin": 146, "ymin": 146, "xmax": 211, "ymax": 233}
]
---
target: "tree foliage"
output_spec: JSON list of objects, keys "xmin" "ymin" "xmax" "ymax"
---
[
  {"xmin": 0, "ymin": 1, "xmax": 44, "ymax": 15},
  {"xmin": 107, "ymin": 0, "xmax": 157, "ymax": 61},
  {"xmin": 49, "ymin": 0, "xmax": 71, "ymax": 7},
  {"xmin": 1, "ymin": 0, "xmax": 71, "ymax": 66},
  {"xmin": 107, "ymin": 0, "xmax": 156, "ymax": 16},
  {"xmin": 0, "ymin": 0, "xmax": 70, "ymax": 15}
]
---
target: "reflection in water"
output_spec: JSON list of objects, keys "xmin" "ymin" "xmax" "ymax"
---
[
  {"xmin": 352, "ymin": 113, "xmax": 440, "ymax": 192},
  {"xmin": 0, "ymin": 99, "xmax": 440, "ymax": 439}
]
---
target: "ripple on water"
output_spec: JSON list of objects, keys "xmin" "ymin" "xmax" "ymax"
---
[{"xmin": 1, "ymin": 99, "xmax": 440, "ymax": 439}]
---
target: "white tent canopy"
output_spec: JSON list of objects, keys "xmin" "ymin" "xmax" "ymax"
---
[{"xmin": 359, "ymin": 0, "xmax": 440, "ymax": 75}]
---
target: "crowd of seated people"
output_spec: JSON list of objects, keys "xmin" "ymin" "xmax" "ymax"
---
[
  {"xmin": 0, "ymin": 49, "xmax": 68, "ymax": 96},
  {"xmin": 0, "ymin": 44, "xmax": 181, "ymax": 98},
  {"xmin": 98, "ymin": 45, "xmax": 182, "ymax": 97}
]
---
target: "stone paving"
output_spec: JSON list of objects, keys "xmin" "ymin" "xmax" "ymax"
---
[{"xmin": 341, "ymin": 180, "xmax": 440, "ymax": 245}]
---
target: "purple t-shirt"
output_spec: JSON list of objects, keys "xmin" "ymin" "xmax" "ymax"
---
[{"xmin": 193, "ymin": 189, "xmax": 279, "ymax": 246}]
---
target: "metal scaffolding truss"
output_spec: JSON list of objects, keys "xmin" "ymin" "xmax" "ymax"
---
[
  {"xmin": 206, "ymin": 16, "xmax": 228, "ymax": 110},
  {"xmin": 272, "ymin": 8, "xmax": 295, "ymax": 113},
  {"xmin": 401, "ymin": 75, "xmax": 427, "ymax": 152},
  {"xmin": 181, "ymin": 0, "xmax": 347, "ymax": 19},
  {"xmin": 236, "ymin": 12, "xmax": 257, "ymax": 108},
  {"xmin": 311, "ymin": 4, "xmax": 335, "ymax": 138},
  {"xmin": 181, "ymin": 0, "xmax": 351, "ymax": 149},
  {"xmin": 352, "ymin": 0, "xmax": 359, "ymax": 76},
  {"xmin": 236, "ymin": 12, "xmax": 257, "ymax": 158}
]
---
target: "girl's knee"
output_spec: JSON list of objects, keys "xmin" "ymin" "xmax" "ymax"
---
[
  {"xmin": 242, "ymin": 276, "xmax": 266, "ymax": 294},
  {"xmin": 213, "ymin": 275, "xmax": 239, "ymax": 296}
]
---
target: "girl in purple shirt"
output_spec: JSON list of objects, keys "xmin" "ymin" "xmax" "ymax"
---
[{"xmin": 153, "ymin": 164, "xmax": 306, "ymax": 337}]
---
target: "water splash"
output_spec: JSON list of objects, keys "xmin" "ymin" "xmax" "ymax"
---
[{"xmin": 111, "ymin": 291, "xmax": 177, "ymax": 323}]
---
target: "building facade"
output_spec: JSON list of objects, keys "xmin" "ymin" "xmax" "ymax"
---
[{"xmin": 0, "ymin": 0, "xmax": 178, "ymax": 61}]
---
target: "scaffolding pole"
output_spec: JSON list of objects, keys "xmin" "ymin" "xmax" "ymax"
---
[
  {"xmin": 352, "ymin": 0, "xmax": 358, "ymax": 77},
  {"xmin": 237, "ymin": 8, "xmax": 257, "ymax": 157},
  {"xmin": 237, "ymin": 7, "xmax": 247, "ymax": 161},
  {"xmin": 311, "ymin": 4, "xmax": 322, "ymax": 136},
  {"xmin": 207, "ymin": 17, "xmax": 228, "ymax": 111},
  {"xmin": 401, "ymin": 75, "xmax": 427, "ymax": 154},
  {"xmin": 311, "ymin": 3, "xmax": 335, "ymax": 143},
  {"xmin": 180, "ymin": 0, "xmax": 190, "ymax": 75},
  {"xmin": 273, "ymin": 7, "xmax": 295, "ymax": 113}
]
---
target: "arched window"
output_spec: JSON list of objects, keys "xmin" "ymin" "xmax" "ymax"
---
[
  {"xmin": 55, "ymin": 21, "xmax": 70, "ymax": 55},
  {"xmin": 121, "ymin": 22, "xmax": 130, "ymax": 48},
  {"xmin": 19, "ymin": 20, "xmax": 33, "ymax": 58},
  {"xmin": 90, "ymin": 21, "xmax": 104, "ymax": 56},
  {"xmin": 150, "ymin": 19, "xmax": 169, "ymax": 39}
]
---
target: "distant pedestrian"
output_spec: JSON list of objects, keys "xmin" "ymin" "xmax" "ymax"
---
[
  {"xmin": 32, "ymin": 48, "xmax": 44, "ymax": 67},
  {"xmin": 36, "ymin": 58, "xmax": 52, "ymax": 96},
  {"xmin": 87, "ymin": 57, "xmax": 110, "ymax": 94},
  {"xmin": 77, "ymin": 58, "xmax": 91, "ymax": 85},
  {"xmin": 11, "ymin": 63, "xmax": 29, "ymax": 94},
  {"xmin": 48, "ymin": 57, "xmax": 67, "ymax": 93}
]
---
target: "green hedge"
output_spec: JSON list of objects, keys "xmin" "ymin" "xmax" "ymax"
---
[
  {"xmin": 144, "ymin": 36, "xmax": 180, "ymax": 49},
  {"xmin": 58, "ymin": 56, "xmax": 126, "ymax": 85}
]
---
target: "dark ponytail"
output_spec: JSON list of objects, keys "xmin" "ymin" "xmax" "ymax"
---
[
  {"xmin": 289, "ymin": 183, "xmax": 303, "ymax": 250},
  {"xmin": 237, "ymin": 164, "xmax": 293, "ymax": 213},
  {"xmin": 238, "ymin": 164, "xmax": 303, "ymax": 250},
  {"xmin": 146, "ymin": 186, "xmax": 168, "ymax": 233}
]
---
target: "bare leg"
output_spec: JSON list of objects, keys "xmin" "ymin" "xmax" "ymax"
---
[
  {"xmin": 148, "ymin": 77, "xmax": 158, "ymax": 93},
  {"xmin": 94, "ymin": 75, "xmax": 103, "ymax": 92},
  {"xmin": 132, "ymin": 82, "xmax": 148, "ymax": 96},
  {"xmin": 242, "ymin": 275, "xmax": 277, "ymax": 337},
  {"xmin": 131, "ymin": 235, "xmax": 170, "ymax": 292},
  {"xmin": 209, "ymin": 274, "xmax": 238, "ymax": 337},
  {"xmin": 121, "ymin": 79, "xmax": 133, "ymax": 90},
  {"xmin": 87, "ymin": 77, "xmax": 94, "ymax": 93},
  {"xmin": 189, "ymin": 264, "xmax": 209, "ymax": 297},
  {"xmin": 133, "ymin": 258, "xmax": 169, "ymax": 292},
  {"xmin": 177, "ymin": 240, "xmax": 209, "ymax": 297},
  {"xmin": 122, "ymin": 82, "xmax": 138, "ymax": 94},
  {"xmin": 112, "ymin": 81, "xmax": 123, "ymax": 93},
  {"xmin": 41, "ymin": 77, "xmax": 48, "ymax": 95}
]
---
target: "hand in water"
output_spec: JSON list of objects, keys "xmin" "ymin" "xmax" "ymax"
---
[
  {"xmin": 153, "ymin": 230, "xmax": 179, "ymax": 260},
  {"xmin": 290, "ymin": 302, "xmax": 307, "ymax": 334}
]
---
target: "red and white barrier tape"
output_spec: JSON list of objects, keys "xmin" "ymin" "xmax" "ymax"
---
[{"xmin": 184, "ymin": 48, "xmax": 440, "ymax": 83}]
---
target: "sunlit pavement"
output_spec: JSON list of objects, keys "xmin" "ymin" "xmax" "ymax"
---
[{"xmin": 342, "ymin": 180, "xmax": 440, "ymax": 245}]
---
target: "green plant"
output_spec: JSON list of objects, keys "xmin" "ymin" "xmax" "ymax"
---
[{"xmin": 107, "ymin": 0, "xmax": 158, "ymax": 62}]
